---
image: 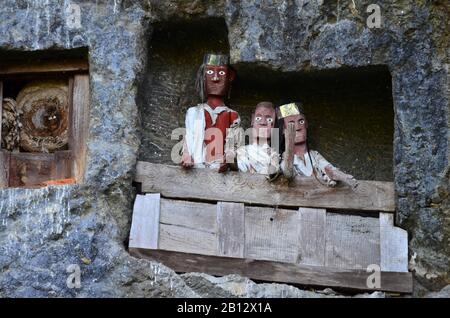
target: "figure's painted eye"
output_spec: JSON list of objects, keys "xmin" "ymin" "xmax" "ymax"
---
[
  {"xmin": 267, "ymin": 118, "xmax": 274, "ymax": 123},
  {"xmin": 255, "ymin": 116, "xmax": 262, "ymax": 122},
  {"xmin": 206, "ymin": 70, "xmax": 214, "ymax": 75},
  {"xmin": 218, "ymin": 71, "xmax": 226, "ymax": 76},
  {"xmin": 299, "ymin": 119, "xmax": 305, "ymax": 125}
]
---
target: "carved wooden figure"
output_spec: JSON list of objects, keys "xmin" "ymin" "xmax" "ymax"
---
[
  {"xmin": 278, "ymin": 102, "xmax": 358, "ymax": 188},
  {"xmin": 181, "ymin": 53, "xmax": 240, "ymax": 172},
  {"xmin": 236, "ymin": 101, "xmax": 280, "ymax": 177}
]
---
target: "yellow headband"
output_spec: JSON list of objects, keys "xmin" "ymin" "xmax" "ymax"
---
[{"xmin": 277, "ymin": 103, "xmax": 300, "ymax": 118}]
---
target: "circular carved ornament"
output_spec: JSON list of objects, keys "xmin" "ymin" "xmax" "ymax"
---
[{"xmin": 16, "ymin": 80, "xmax": 69, "ymax": 153}]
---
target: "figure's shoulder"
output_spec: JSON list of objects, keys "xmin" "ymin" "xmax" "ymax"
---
[
  {"xmin": 229, "ymin": 111, "xmax": 239, "ymax": 120},
  {"xmin": 186, "ymin": 104, "xmax": 205, "ymax": 114}
]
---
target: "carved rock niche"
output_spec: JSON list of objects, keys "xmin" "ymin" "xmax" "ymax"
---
[
  {"xmin": 0, "ymin": 51, "xmax": 89, "ymax": 188},
  {"xmin": 138, "ymin": 18, "xmax": 394, "ymax": 182}
]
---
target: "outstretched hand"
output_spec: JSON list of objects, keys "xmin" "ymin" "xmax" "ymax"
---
[{"xmin": 181, "ymin": 151, "xmax": 194, "ymax": 169}]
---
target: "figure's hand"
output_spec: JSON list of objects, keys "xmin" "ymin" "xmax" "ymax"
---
[
  {"xmin": 345, "ymin": 175, "xmax": 359, "ymax": 189},
  {"xmin": 218, "ymin": 163, "xmax": 229, "ymax": 173},
  {"xmin": 327, "ymin": 180, "xmax": 337, "ymax": 187},
  {"xmin": 224, "ymin": 150, "xmax": 236, "ymax": 165},
  {"xmin": 324, "ymin": 165, "xmax": 358, "ymax": 189},
  {"xmin": 181, "ymin": 151, "xmax": 194, "ymax": 169}
]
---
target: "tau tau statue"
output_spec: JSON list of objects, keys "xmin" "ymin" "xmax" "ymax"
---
[
  {"xmin": 279, "ymin": 102, "xmax": 358, "ymax": 188},
  {"xmin": 237, "ymin": 102, "xmax": 280, "ymax": 177},
  {"xmin": 182, "ymin": 53, "xmax": 240, "ymax": 172}
]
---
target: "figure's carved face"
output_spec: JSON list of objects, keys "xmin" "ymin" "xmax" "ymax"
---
[
  {"xmin": 252, "ymin": 106, "xmax": 276, "ymax": 140},
  {"xmin": 204, "ymin": 65, "xmax": 235, "ymax": 97},
  {"xmin": 283, "ymin": 114, "xmax": 307, "ymax": 144}
]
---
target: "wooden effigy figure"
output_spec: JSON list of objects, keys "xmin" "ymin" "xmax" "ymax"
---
[
  {"xmin": 236, "ymin": 101, "xmax": 280, "ymax": 177},
  {"xmin": 278, "ymin": 102, "xmax": 358, "ymax": 188},
  {"xmin": 181, "ymin": 53, "xmax": 240, "ymax": 172}
]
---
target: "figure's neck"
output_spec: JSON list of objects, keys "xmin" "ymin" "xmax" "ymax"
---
[
  {"xmin": 294, "ymin": 143, "xmax": 308, "ymax": 159},
  {"xmin": 206, "ymin": 95, "xmax": 225, "ymax": 109}
]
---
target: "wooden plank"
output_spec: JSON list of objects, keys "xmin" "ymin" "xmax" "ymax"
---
[
  {"xmin": 8, "ymin": 152, "xmax": 56, "ymax": 187},
  {"xmin": 298, "ymin": 207, "xmax": 326, "ymax": 266},
  {"xmin": 0, "ymin": 59, "xmax": 89, "ymax": 76},
  {"xmin": 159, "ymin": 223, "xmax": 217, "ymax": 256},
  {"xmin": 54, "ymin": 150, "xmax": 73, "ymax": 180},
  {"xmin": 160, "ymin": 199, "xmax": 217, "ymax": 232},
  {"xmin": 0, "ymin": 150, "xmax": 10, "ymax": 188},
  {"xmin": 0, "ymin": 82, "xmax": 5, "ymax": 188},
  {"xmin": 71, "ymin": 74, "xmax": 90, "ymax": 183},
  {"xmin": 380, "ymin": 213, "xmax": 408, "ymax": 272},
  {"xmin": 135, "ymin": 161, "xmax": 395, "ymax": 212},
  {"xmin": 217, "ymin": 202, "xmax": 245, "ymax": 258},
  {"xmin": 325, "ymin": 213, "xmax": 380, "ymax": 270},
  {"xmin": 129, "ymin": 248, "xmax": 413, "ymax": 293},
  {"xmin": 129, "ymin": 193, "xmax": 160, "ymax": 249},
  {"xmin": 0, "ymin": 81, "xmax": 3, "ymax": 151},
  {"xmin": 245, "ymin": 206, "xmax": 300, "ymax": 263}
]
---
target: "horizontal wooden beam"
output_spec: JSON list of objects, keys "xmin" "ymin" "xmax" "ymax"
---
[
  {"xmin": 135, "ymin": 161, "xmax": 395, "ymax": 212},
  {"xmin": 0, "ymin": 59, "xmax": 89, "ymax": 75},
  {"xmin": 129, "ymin": 248, "xmax": 412, "ymax": 294}
]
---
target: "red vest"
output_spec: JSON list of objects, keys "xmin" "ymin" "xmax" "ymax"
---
[{"xmin": 204, "ymin": 110, "xmax": 239, "ymax": 163}]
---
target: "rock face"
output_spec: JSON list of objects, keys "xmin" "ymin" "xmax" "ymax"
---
[{"xmin": 0, "ymin": 0, "xmax": 448, "ymax": 297}]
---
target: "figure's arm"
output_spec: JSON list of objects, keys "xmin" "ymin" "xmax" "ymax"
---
[
  {"xmin": 324, "ymin": 165, "xmax": 358, "ymax": 188},
  {"xmin": 281, "ymin": 122, "xmax": 295, "ymax": 179},
  {"xmin": 181, "ymin": 108, "xmax": 195, "ymax": 169},
  {"xmin": 266, "ymin": 150, "xmax": 281, "ymax": 182},
  {"xmin": 221, "ymin": 112, "xmax": 241, "ymax": 173}
]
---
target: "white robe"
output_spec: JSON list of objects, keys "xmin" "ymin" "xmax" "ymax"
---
[
  {"xmin": 237, "ymin": 143, "xmax": 280, "ymax": 175},
  {"xmin": 184, "ymin": 103, "xmax": 240, "ymax": 169},
  {"xmin": 281, "ymin": 150, "xmax": 335, "ymax": 185}
]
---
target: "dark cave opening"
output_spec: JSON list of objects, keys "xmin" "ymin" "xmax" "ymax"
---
[{"xmin": 138, "ymin": 18, "xmax": 394, "ymax": 181}]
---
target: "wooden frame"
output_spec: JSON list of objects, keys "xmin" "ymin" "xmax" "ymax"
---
[
  {"xmin": 129, "ymin": 175, "xmax": 411, "ymax": 293},
  {"xmin": 0, "ymin": 61, "xmax": 89, "ymax": 188},
  {"xmin": 0, "ymin": 59, "xmax": 88, "ymax": 76}
]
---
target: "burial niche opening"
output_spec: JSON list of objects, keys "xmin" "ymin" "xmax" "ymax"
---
[
  {"xmin": 138, "ymin": 18, "xmax": 229, "ymax": 164},
  {"xmin": 138, "ymin": 18, "xmax": 393, "ymax": 181},
  {"xmin": 229, "ymin": 65, "xmax": 394, "ymax": 181},
  {"xmin": 0, "ymin": 49, "xmax": 90, "ymax": 188}
]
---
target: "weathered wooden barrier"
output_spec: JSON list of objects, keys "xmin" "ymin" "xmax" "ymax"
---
[{"xmin": 130, "ymin": 161, "xmax": 411, "ymax": 293}]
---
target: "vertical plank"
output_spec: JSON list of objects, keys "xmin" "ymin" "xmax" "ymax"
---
[
  {"xmin": 0, "ymin": 82, "xmax": 6, "ymax": 188},
  {"xmin": 244, "ymin": 206, "xmax": 300, "ymax": 263},
  {"xmin": 325, "ymin": 212, "xmax": 380, "ymax": 270},
  {"xmin": 0, "ymin": 150, "xmax": 10, "ymax": 188},
  {"xmin": 54, "ymin": 151, "xmax": 73, "ymax": 180},
  {"xmin": 129, "ymin": 193, "xmax": 160, "ymax": 249},
  {"xmin": 0, "ymin": 81, "xmax": 3, "ymax": 150},
  {"xmin": 71, "ymin": 74, "xmax": 90, "ymax": 183},
  {"xmin": 380, "ymin": 213, "xmax": 408, "ymax": 272},
  {"xmin": 217, "ymin": 201, "xmax": 245, "ymax": 258},
  {"xmin": 298, "ymin": 207, "xmax": 326, "ymax": 266}
]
